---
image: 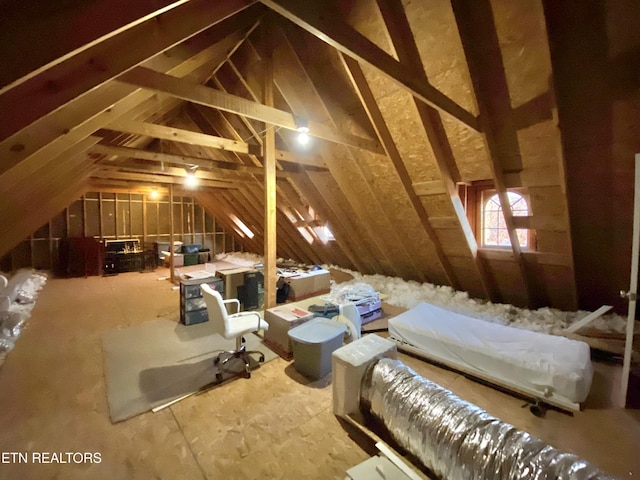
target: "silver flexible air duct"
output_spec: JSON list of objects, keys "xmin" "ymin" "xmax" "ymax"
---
[{"xmin": 360, "ymin": 358, "xmax": 617, "ymax": 480}]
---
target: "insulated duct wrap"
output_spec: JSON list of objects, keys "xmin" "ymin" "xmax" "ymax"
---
[{"xmin": 360, "ymin": 358, "xmax": 617, "ymax": 480}]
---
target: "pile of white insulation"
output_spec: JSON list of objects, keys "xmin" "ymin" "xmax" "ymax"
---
[
  {"xmin": 219, "ymin": 253, "xmax": 627, "ymax": 335},
  {"xmin": 0, "ymin": 269, "xmax": 48, "ymax": 367}
]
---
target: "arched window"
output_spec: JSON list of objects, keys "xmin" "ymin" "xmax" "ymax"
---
[{"xmin": 483, "ymin": 192, "xmax": 529, "ymax": 247}]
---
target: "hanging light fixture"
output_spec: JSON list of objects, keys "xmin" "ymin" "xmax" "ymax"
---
[
  {"xmin": 184, "ymin": 166, "xmax": 198, "ymax": 188},
  {"xmin": 149, "ymin": 188, "xmax": 159, "ymax": 200}
]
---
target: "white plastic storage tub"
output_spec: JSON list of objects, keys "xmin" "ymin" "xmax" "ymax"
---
[{"xmin": 288, "ymin": 318, "xmax": 346, "ymax": 379}]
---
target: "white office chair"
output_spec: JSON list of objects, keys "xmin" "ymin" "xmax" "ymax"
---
[{"xmin": 200, "ymin": 283, "xmax": 269, "ymax": 381}]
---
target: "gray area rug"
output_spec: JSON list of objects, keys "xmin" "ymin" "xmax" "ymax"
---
[{"xmin": 102, "ymin": 318, "xmax": 277, "ymax": 423}]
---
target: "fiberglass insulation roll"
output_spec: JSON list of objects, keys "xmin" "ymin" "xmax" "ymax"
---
[{"xmin": 360, "ymin": 358, "xmax": 617, "ymax": 480}]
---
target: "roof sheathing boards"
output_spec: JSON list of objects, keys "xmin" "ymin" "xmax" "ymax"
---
[
  {"xmin": 334, "ymin": 0, "xmax": 481, "ymax": 286},
  {"xmin": 485, "ymin": 1, "xmax": 576, "ymax": 307},
  {"xmin": 276, "ymin": 25, "xmax": 448, "ymax": 283},
  {"xmin": 400, "ymin": 0, "xmax": 491, "ymax": 183}
]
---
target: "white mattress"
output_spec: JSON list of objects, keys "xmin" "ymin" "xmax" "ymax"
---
[{"xmin": 388, "ymin": 302, "xmax": 593, "ymax": 404}]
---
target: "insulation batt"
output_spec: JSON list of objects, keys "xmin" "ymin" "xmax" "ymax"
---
[
  {"xmin": 360, "ymin": 358, "xmax": 618, "ymax": 480},
  {"xmin": 220, "ymin": 254, "xmax": 627, "ymax": 333}
]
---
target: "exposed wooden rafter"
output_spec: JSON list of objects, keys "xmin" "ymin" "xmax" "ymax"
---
[
  {"xmin": 451, "ymin": 0, "xmax": 533, "ymax": 306},
  {"xmin": 106, "ymin": 120, "xmax": 262, "ymax": 156},
  {"xmin": 91, "ymin": 169, "xmax": 238, "ymax": 189},
  {"xmin": 1, "ymin": 0, "xmax": 190, "ymax": 93},
  {"xmin": 90, "ymin": 143, "xmax": 292, "ymax": 176},
  {"xmin": 268, "ymin": 27, "xmax": 417, "ymax": 280},
  {"xmin": 372, "ymin": 0, "xmax": 496, "ymax": 300},
  {"xmin": 117, "ymin": 66, "xmax": 384, "ymax": 154},
  {"xmin": 340, "ymin": 54, "xmax": 460, "ymax": 290},
  {"xmin": 0, "ymin": 0, "xmax": 256, "ymax": 142},
  {"xmin": 0, "ymin": 17, "xmax": 253, "ymax": 177},
  {"xmin": 212, "ymin": 42, "xmax": 363, "ymax": 269},
  {"xmin": 259, "ymin": 0, "xmax": 480, "ymax": 132}
]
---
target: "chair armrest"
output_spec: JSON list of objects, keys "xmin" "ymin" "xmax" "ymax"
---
[
  {"xmin": 223, "ymin": 298, "xmax": 240, "ymax": 314},
  {"xmin": 231, "ymin": 311, "xmax": 264, "ymax": 332}
]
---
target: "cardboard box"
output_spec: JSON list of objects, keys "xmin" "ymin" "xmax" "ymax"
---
[
  {"xmin": 282, "ymin": 269, "xmax": 330, "ymax": 300},
  {"xmin": 264, "ymin": 304, "xmax": 315, "ymax": 359},
  {"xmin": 217, "ymin": 267, "xmax": 255, "ymax": 299}
]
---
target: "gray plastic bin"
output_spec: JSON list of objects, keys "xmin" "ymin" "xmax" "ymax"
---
[{"xmin": 288, "ymin": 318, "xmax": 346, "ymax": 380}]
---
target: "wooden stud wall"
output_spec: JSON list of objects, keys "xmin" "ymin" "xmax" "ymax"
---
[{"xmin": 0, "ymin": 192, "xmax": 240, "ymax": 274}]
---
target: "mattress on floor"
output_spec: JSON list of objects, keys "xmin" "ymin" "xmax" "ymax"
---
[{"xmin": 388, "ymin": 302, "xmax": 593, "ymax": 403}]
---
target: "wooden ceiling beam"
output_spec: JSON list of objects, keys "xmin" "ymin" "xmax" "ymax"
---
[
  {"xmin": 118, "ymin": 66, "xmax": 384, "ymax": 154},
  {"xmin": 1, "ymin": 20, "xmax": 251, "ymax": 177},
  {"xmin": 87, "ymin": 180, "xmax": 171, "ymax": 196},
  {"xmin": 259, "ymin": 0, "xmax": 480, "ymax": 132},
  {"xmin": 97, "ymin": 162, "xmax": 253, "ymax": 183},
  {"xmin": 91, "ymin": 170, "xmax": 238, "ymax": 189},
  {"xmin": 90, "ymin": 142, "xmax": 290, "ymax": 177},
  {"xmin": 341, "ymin": 53, "xmax": 460, "ymax": 290},
  {"xmin": 373, "ymin": 0, "xmax": 496, "ymax": 300},
  {"xmin": 451, "ymin": 0, "xmax": 534, "ymax": 306},
  {"xmin": 222, "ymin": 58, "xmax": 327, "ymax": 168},
  {"xmin": 0, "ymin": 0, "xmax": 256, "ymax": 142},
  {"xmin": 274, "ymin": 26, "xmax": 421, "ymax": 280},
  {"xmin": 107, "ymin": 120, "xmax": 261, "ymax": 156},
  {"xmin": 195, "ymin": 192, "xmax": 258, "ymax": 253},
  {"xmin": 1, "ymin": 136, "xmax": 101, "ymax": 192},
  {"xmin": 1, "ymin": 0, "xmax": 189, "ymax": 93}
]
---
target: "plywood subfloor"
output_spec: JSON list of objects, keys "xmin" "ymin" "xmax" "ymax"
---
[{"xmin": 0, "ymin": 269, "xmax": 638, "ymax": 479}]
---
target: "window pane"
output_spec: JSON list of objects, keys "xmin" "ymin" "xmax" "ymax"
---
[{"xmin": 483, "ymin": 192, "xmax": 530, "ymax": 248}]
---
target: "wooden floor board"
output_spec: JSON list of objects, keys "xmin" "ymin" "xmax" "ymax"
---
[{"xmin": 0, "ymin": 269, "xmax": 638, "ymax": 479}]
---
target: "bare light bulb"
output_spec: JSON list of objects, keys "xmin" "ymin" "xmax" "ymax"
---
[
  {"xmin": 297, "ymin": 132, "xmax": 310, "ymax": 146},
  {"xmin": 185, "ymin": 173, "xmax": 198, "ymax": 188}
]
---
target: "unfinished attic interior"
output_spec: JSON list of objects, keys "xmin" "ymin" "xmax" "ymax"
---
[{"xmin": 1, "ymin": 0, "xmax": 640, "ymax": 478}]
